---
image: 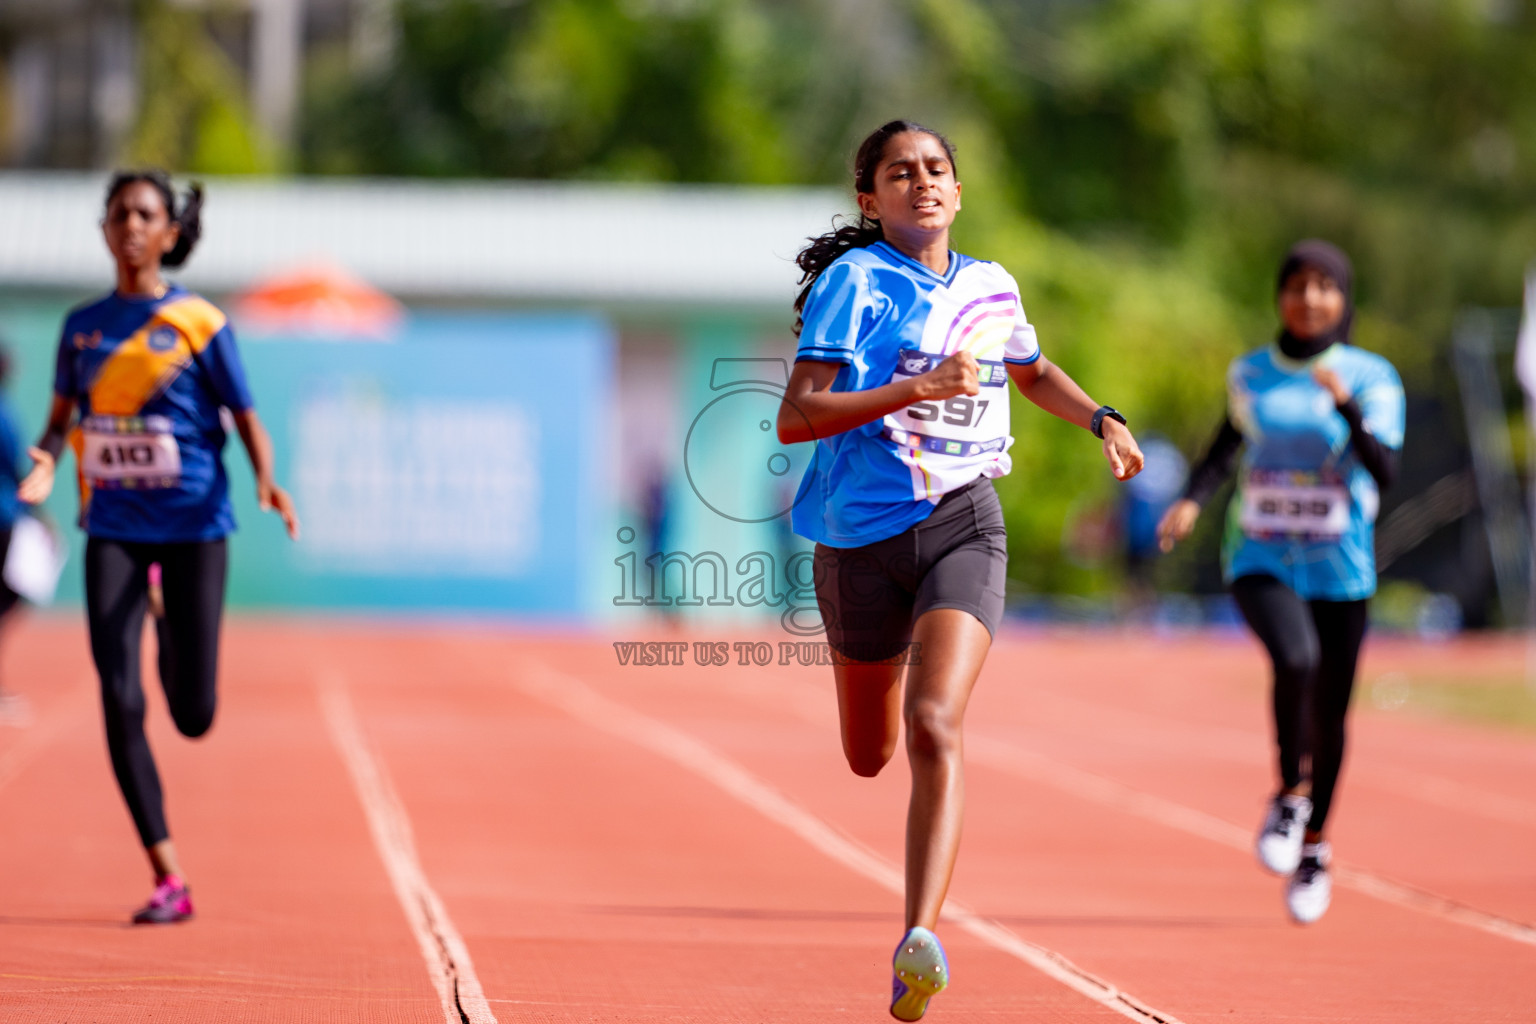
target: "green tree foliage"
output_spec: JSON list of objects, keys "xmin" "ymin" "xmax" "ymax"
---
[
  {"xmin": 303, "ymin": 0, "xmax": 1030, "ymax": 183},
  {"xmin": 125, "ymin": 0, "xmax": 275, "ymax": 174},
  {"xmin": 309, "ymin": 0, "xmax": 820, "ymax": 180},
  {"xmin": 301, "ymin": 0, "xmax": 1536, "ymax": 595},
  {"xmin": 1012, "ymin": 0, "xmax": 1536, "ymax": 374}
]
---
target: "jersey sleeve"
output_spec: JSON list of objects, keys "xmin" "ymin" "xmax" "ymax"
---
[
  {"xmin": 998, "ymin": 272, "xmax": 1041, "ymax": 365},
  {"xmin": 796, "ymin": 259, "xmax": 877, "ymax": 365},
  {"xmin": 53, "ymin": 321, "xmax": 77, "ymax": 399},
  {"xmin": 1225, "ymin": 358, "xmax": 1256, "ymax": 437},
  {"xmin": 1356, "ymin": 358, "xmax": 1405, "ymax": 450},
  {"xmin": 201, "ymin": 324, "xmax": 255, "ymax": 412},
  {"xmin": 0, "ymin": 404, "xmax": 21, "ymax": 483}
]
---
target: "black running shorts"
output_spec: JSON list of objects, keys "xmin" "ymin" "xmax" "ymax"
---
[{"xmin": 813, "ymin": 477, "xmax": 1008, "ymax": 663}]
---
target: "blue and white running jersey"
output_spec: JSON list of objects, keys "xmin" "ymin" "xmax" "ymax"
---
[
  {"xmin": 1221, "ymin": 344, "xmax": 1405, "ymax": 600},
  {"xmin": 791, "ymin": 241, "xmax": 1041, "ymax": 548}
]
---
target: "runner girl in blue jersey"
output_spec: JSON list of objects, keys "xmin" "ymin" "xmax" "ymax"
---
[
  {"xmin": 1158, "ymin": 240, "xmax": 1404, "ymax": 925},
  {"xmin": 18, "ymin": 170, "xmax": 299, "ymax": 924},
  {"xmin": 778, "ymin": 120, "xmax": 1145, "ymax": 1021}
]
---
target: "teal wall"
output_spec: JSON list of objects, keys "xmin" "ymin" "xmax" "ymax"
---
[{"xmin": 608, "ymin": 319, "xmax": 816, "ymax": 630}]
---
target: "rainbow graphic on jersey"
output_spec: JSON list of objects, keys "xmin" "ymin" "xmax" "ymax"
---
[{"xmin": 942, "ymin": 292, "xmax": 1018, "ymax": 359}]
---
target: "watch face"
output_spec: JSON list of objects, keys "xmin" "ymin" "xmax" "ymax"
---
[{"xmin": 684, "ymin": 385, "xmax": 813, "ymax": 523}]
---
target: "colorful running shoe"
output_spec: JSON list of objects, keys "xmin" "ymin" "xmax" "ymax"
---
[
  {"xmin": 1286, "ymin": 841, "xmax": 1333, "ymax": 925},
  {"xmin": 132, "ymin": 876, "xmax": 194, "ymax": 924},
  {"xmin": 147, "ymin": 563, "xmax": 165, "ymax": 620},
  {"xmin": 1255, "ymin": 793, "xmax": 1312, "ymax": 875},
  {"xmin": 890, "ymin": 926, "xmax": 948, "ymax": 1021}
]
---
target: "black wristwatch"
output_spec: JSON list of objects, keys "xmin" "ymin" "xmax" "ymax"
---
[{"xmin": 1090, "ymin": 405, "xmax": 1127, "ymax": 439}]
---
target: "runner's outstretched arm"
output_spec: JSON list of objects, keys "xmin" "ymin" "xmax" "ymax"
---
[
  {"xmin": 1158, "ymin": 417, "xmax": 1244, "ymax": 552},
  {"xmin": 777, "ymin": 353, "xmax": 980, "ymax": 444},
  {"xmin": 232, "ymin": 409, "xmax": 300, "ymax": 540},
  {"xmin": 1007, "ymin": 356, "xmax": 1144, "ymax": 480},
  {"xmin": 17, "ymin": 394, "xmax": 75, "ymax": 505}
]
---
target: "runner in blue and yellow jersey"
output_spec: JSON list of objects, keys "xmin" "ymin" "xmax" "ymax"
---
[
  {"xmin": 777, "ymin": 120, "xmax": 1145, "ymax": 1021},
  {"xmin": 1158, "ymin": 239, "xmax": 1405, "ymax": 926},
  {"xmin": 19, "ymin": 170, "xmax": 299, "ymax": 925}
]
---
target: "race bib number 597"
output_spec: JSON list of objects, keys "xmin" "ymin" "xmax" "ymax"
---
[{"xmin": 885, "ymin": 348, "xmax": 1009, "ymax": 457}]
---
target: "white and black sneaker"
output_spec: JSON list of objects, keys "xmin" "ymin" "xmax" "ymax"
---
[
  {"xmin": 1286, "ymin": 841, "xmax": 1332, "ymax": 924},
  {"xmin": 1255, "ymin": 793, "xmax": 1312, "ymax": 875}
]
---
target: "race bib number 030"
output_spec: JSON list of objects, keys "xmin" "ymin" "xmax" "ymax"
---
[
  {"xmin": 81, "ymin": 415, "xmax": 182, "ymax": 490},
  {"xmin": 1239, "ymin": 470, "xmax": 1349, "ymax": 541}
]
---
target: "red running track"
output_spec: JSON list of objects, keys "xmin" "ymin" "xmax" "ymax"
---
[{"xmin": 0, "ymin": 617, "xmax": 1532, "ymax": 1022}]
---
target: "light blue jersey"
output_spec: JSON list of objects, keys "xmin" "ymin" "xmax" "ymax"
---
[
  {"xmin": 791, "ymin": 242, "xmax": 1041, "ymax": 548},
  {"xmin": 1222, "ymin": 344, "xmax": 1405, "ymax": 600}
]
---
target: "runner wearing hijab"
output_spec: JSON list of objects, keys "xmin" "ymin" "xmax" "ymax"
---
[
  {"xmin": 18, "ymin": 170, "xmax": 299, "ymax": 924},
  {"xmin": 779, "ymin": 119, "xmax": 1144, "ymax": 1019},
  {"xmin": 1157, "ymin": 239, "xmax": 1404, "ymax": 924}
]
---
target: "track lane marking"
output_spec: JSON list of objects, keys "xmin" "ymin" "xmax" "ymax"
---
[
  {"xmin": 709, "ymin": 645, "xmax": 1536, "ymax": 829},
  {"xmin": 0, "ymin": 680, "xmax": 95, "ymax": 798},
  {"xmin": 964, "ymin": 735, "xmax": 1536, "ymax": 949},
  {"xmin": 0, "ymin": 971, "xmax": 416, "ymax": 992},
  {"xmin": 318, "ymin": 672, "xmax": 496, "ymax": 1024},
  {"xmin": 517, "ymin": 664, "xmax": 1185, "ymax": 1024},
  {"xmin": 1013, "ymin": 686, "xmax": 1536, "ymax": 828},
  {"xmin": 688, "ymin": 660, "xmax": 1536, "ymax": 949}
]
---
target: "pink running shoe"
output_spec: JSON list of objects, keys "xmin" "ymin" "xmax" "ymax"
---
[
  {"xmin": 147, "ymin": 563, "xmax": 165, "ymax": 620},
  {"xmin": 132, "ymin": 875, "xmax": 194, "ymax": 924}
]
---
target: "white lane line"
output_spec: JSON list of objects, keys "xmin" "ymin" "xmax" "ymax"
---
[
  {"xmin": 1383, "ymin": 765, "xmax": 1536, "ymax": 828},
  {"xmin": 964, "ymin": 734, "xmax": 1536, "ymax": 949},
  {"xmin": 716, "ymin": 663, "xmax": 1536, "ymax": 949},
  {"xmin": 1019, "ymin": 688, "xmax": 1536, "ymax": 828},
  {"xmin": 0, "ymin": 682, "xmax": 94, "ymax": 797},
  {"xmin": 517, "ymin": 664, "xmax": 1185, "ymax": 1024},
  {"xmin": 318, "ymin": 672, "xmax": 496, "ymax": 1024}
]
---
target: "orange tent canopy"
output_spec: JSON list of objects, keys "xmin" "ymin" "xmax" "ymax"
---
[{"xmin": 233, "ymin": 264, "xmax": 404, "ymax": 339}]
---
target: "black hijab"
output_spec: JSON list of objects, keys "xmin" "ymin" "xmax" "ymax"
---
[{"xmin": 1276, "ymin": 239, "xmax": 1353, "ymax": 360}]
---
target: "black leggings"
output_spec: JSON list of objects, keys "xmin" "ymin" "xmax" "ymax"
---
[
  {"xmin": 0, "ymin": 528, "xmax": 20, "ymax": 689},
  {"xmin": 1231, "ymin": 573, "xmax": 1368, "ymax": 835},
  {"xmin": 86, "ymin": 537, "xmax": 227, "ymax": 849}
]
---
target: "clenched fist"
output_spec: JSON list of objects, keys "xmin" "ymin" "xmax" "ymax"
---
[{"xmin": 917, "ymin": 351, "xmax": 981, "ymax": 402}]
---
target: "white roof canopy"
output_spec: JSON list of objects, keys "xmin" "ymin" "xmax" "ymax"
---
[{"xmin": 0, "ymin": 174, "xmax": 847, "ymax": 305}]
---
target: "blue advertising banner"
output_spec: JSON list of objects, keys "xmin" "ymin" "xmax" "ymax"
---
[
  {"xmin": 0, "ymin": 301, "xmax": 615, "ymax": 615},
  {"xmin": 232, "ymin": 312, "xmax": 616, "ymax": 613}
]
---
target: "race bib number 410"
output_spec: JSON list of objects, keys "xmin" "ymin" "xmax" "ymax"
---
[
  {"xmin": 1239, "ymin": 469, "xmax": 1349, "ymax": 541},
  {"xmin": 81, "ymin": 415, "xmax": 182, "ymax": 490}
]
